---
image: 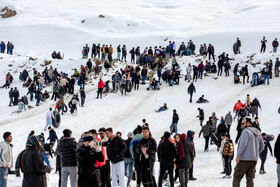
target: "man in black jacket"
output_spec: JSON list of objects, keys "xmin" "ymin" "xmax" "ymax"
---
[
  {"xmin": 69, "ymin": 76, "xmax": 75, "ymax": 94},
  {"xmin": 272, "ymin": 38, "xmax": 279, "ymax": 53},
  {"xmin": 17, "ymin": 135, "xmax": 51, "ymax": 187},
  {"xmin": 47, "ymin": 126, "xmax": 58, "ymax": 146},
  {"xmin": 137, "ymin": 126, "xmax": 157, "ymax": 187},
  {"xmin": 57, "ymin": 129, "xmax": 77, "ymax": 187},
  {"xmin": 207, "ymin": 44, "xmax": 215, "ymax": 62},
  {"xmin": 77, "ymin": 134, "xmax": 104, "ymax": 187},
  {"xmin": 105, "ymin": 127, "xmax": 127, "ymax": 187},
  {"xmin": 170, "ymin": 109, "xmax": 179, "ymax": 135},
  {"xmin": 259, "ymin": 133, "xmax": 273, "ymax": 174},
  {"xmin": 158, "ymin": 132, "xmax": 176, "ymax": 187},
  {"xmin": 274, "ymin": 134, "xmax": 280, "ymax": 187},
  {"xmin": 80, "ymin": 88, "xmax": 86, "ymax": 107},
  {"xmin": 187, "ymin": 83, "xmax": 196, "ymax": 103},
  {"xmin": 251, "ymin": 98, "xmax": 261, "ymax": 118}
]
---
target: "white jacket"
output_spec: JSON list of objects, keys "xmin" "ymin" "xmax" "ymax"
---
[{"xmin": 0, "ymin": 141, "xmax": 13, "ymax": 168}]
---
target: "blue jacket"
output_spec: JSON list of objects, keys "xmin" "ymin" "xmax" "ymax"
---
[{"xmin": 113, "ymin": 75, "xmax": 121, "ymax": 83}]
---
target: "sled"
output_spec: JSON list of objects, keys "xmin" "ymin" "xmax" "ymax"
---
[
  {"xmin": 52, "ymin": 111, "xmax": 61, "ymax": 128},
  {"xmin": 267, "ymin": 134, "xmax": 274, "ymax": 141}
]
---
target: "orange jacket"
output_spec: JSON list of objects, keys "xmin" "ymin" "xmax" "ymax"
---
[{"xmin": 109, "ymin": 46, "xmax": 113, "ymax": 54}]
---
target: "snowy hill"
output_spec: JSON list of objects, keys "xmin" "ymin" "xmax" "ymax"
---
[{"xmin": 0, "ymin": 0, "xmax": 280, "ymax": 186}]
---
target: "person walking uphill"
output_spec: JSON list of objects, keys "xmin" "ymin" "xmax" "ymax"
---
[
  {"xmin": 187, "ymin": 83, "xmax": 196, "ymax": 103},
  {"xmin": 105, "ymin": 127, "xmax": 127, "ymax": 187},
  {"xmin": 197, "ymin": 108, "xmax": 204, "ymax": 127},
  {"xmin": 158, "ymin": 132, "xmax": 177, "ymax": 187},
  {"xmin": 199, "ymin": 121, "xmax": 214, "ymax": 152},
  {"xmin": 233, "ymin": 117, "xmax": 264, "ymax": 187},
  {"xmin": 16, "ymin": 135, "xmax": 51, "ymax": 187},
  {"xmin": 45, "ymin": 108, "xmax": 54, "ymax": 131},
  {"xmin": 170, "ymin": 109, "xmax": 179, "ymax": 135},
  {"xmin": 0, "ymin": 132, "xmax": 13, "ymax": 187}
]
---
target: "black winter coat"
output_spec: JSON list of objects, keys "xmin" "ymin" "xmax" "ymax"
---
[
  {"xmin": 106, "ymin": 136, "xmax": 127, "ymax": 164},
  {"xmin": 178, "ymin": 140, "xmax": 193, "ymax": 169},
  {"xmin": 157, "ymin": 139, "xmax": 176, "ymax": 166},
  {"xmin": 57, "ymin": 137, "xmax": 78, "ymax": 167},
  {"xmin": 20, "ymin": 148, "xmax": 51, "ymax": 187},
  {"xmin": 274, "ymin": 134, "xmax": 280, "ymax": 164},
  {"xmin": 172, "ymin": 113, "xmax": 179, "ymax": 123},
  {"xmin": 77, "ymin": 145, "xmax": 104, "ymax": 176},
  {"xmin": 199, "ymin": 110, "xmax": 204, "ymax": 120},
  {"xmin": 217, "ymin": 123, "xmax": 228, "ymax": 136},
  {"xmin": 48, "ymin": 129, "xmax": 58, "ymax": 142},
  {"xmin": 251, "ymin": 98, "xmax": 261, "ymax": 108},
  {"xmin": 137, "ymin": 136, "xmax": 157, "ymax": 162},
  {"xmin": 218, "ymin": 60, "xmax": 224, "ymax": 68},
  {"xmin": 187, "ymin": 84, "xmax": 196, "ymax": 94}
]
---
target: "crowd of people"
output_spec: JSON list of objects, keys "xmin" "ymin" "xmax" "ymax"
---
[
  {"xmin": 0, "ymin": 36, "xmax": 280, "ymax": 187},
  {"xmin": 0, "ymin": 41, "xmax": 14, "ymax": 55}
]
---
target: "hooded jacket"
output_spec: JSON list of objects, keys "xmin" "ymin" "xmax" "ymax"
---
[
  {"xmin": 157, "ymin": 138, "xmax": 176, "ymax": 166},
  {"xmin": 177, "ymin": 134, "xmax": 193, "ymax": 168},
  {"xmin": 225, "ymin": 112, "xmax": 232, "ymax": 125},
  {"xmin": 237, "ymin": 127, "xmax": 264, "ymax": 161}
]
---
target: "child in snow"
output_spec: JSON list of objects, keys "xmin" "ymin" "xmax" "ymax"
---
[{"xmin": 222, "ymin": 134, "xmax": 234, "ymax": 178}]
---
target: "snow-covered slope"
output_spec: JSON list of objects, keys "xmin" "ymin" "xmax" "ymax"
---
[{"xmin": 0, "ymin": 0, "xmax": 280, "ymax": 186}]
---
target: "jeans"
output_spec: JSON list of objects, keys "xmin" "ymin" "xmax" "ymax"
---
[
  {"xmin": 157, "ymin": 107, "xmax": 165, "ymax": 112},
  {"xmin": 30, "ymin": 91, "xmax": 33, "ymax": 101},
  {"xmin": 41, "ymin": 151, "xmax": 50, "ymax": 166},
  {"xmin": 142, "ymin": 75, "xmax": 146, "ymax": 84},
  {"xmin": 18, "ymin": 102, "xmax": 25, "ymax": 112},
  {"xmin": 273, "ymin": 47, "xmax": 277, "ymax": 53},
  {"xmin": 224, "ymin": 156, "xmax": 232, "ymax": 176},
  {"xmin": 218, "ymin": 67, "xmax": 223, "ymax": 76},
  {"xmin": 39, "ymin": 83, "xmax": 43, "ymax": 90},
  {"xmin": 124, "ymin": 158, "xmax": 134, "ymax": 182},
  {"xmin": 251, "ymin": 76, "xmax": 257, "ymax": 86},
  {"xmin": 169, "ymin": 79, "xmax": 173, "ymax": 86},
  {"xmin": 158, "ymin": 76, "xmax": 161, "ymax": 84},
  {"xmin": 111, "ymin": 161, "xmax": 125, "ymax": 187},
  {"xmin": 170, "ymin": 123, "xmax": 178, "ymax": 134},
  {"xmin": 200, "ymin": 119, "xmax": 204, "ymax": 127},
  {"xmin": 179, "ymin": 168, "xmax": 189, "ymax": 187},
  {"xmin": 264, "ymin": 74, "xmax": 269, "ymax": 85},
  {"xmin": 61, "ymin": 166, "xmax": 77, "ymax": 187},
  {"xmin": 149, "ymin": 85, "xmax": 159, "ymax": 90},
  {"xmin": 259, "ymin": 152, "xmax": 267, "ymax": 172},
  {"xmin": 45, "ymin": 117, "xmax": 52, "ymax": 129},
  {"xmin": 102, "ymin": 53, "xmax": 105, "ymax": 60},
  {"xmin": 0, "ymin": 167, "xmax": 8, "ymax": 187},
  {"xmin": 117, "ymin": 52, "xmax": 121, "ymax": 60},
  {"xmin": 198, "ymin": 70, "xmax": 203, "ymax": 79}
]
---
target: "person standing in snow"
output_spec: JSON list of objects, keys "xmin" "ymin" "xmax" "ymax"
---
[
  {"xmin": 260, "ymin": 36, "xmax": 267, "ymax": 53},
  {"xmin": 197, "ymin": 108, "xmax": 204, "ymax": 127},
  {"xmin": 217, "ymin": 57, "xmax": 224, "ymax": 76},
  {"xmin": 251, "ymin": 98, "xmax": 261, "ymax": 118},
  {"xmin": 222, "ymin": 134, "xmax": 234, "ymax": 179},
  {"xmin": 262, "ymin": 65, "xmax": 270, "ymax": 85},
  {"xmin": 187, "ymin": 83, "xmax": 196, "ymax": 103},
  {"xmin": 232, "ymin": 117, "xmax": 264, "ymax": 187},
  {"xmin": 185, "ymin": 63, "xmax": 192, "ymax": 82},
  {"xmin": 225, "ymin": 111, "xmax": 233, "ymax": 134},
  {"xmin": 80, "ymin": 88, "xmax": 86, "ymax": 106},
  {"xmin": 170, "ymin": 109, "xmax": 179, "ymax": 135},
  {"xmin": 8, "ymin": 88, "xmax": 13, "ymax": 107},
  {"xmin": 198, "ymin": 62, "xmax": 204, "ymax": 79},
  {"xmin": 207, "ymin": 44, "xmax": 215, "ymax": 62},
  {"xmin": 45, "ymin": 108, "xmax": 54, "ymax": 131},
  {"xmin": 236, "ymin": 38, "xmax": 241, "ymax": 54},
  {"xmin": 122, "ymin": 45, "xmax": 127, "ymax": 62},
  {"xmin": 187, "ymin": 131, "xmax": 197, "ymax": 181},
  {"xmin": 275, "ymin": 58, "xmax": 280, "ymax": 77},
  {"xmin": 272, "ymin": 38, "xmax": 279, "ymax": 53},
  {"xmin": 0, "ymin": 132, "xmax": 13, "ymax": 187},
  {"xmin": 97, "ymin": 78, "xmax": 104, "ymax": 99},
  {"xmin": 259, "ymin": 133, "xmax": 273, "ymax": 175}
]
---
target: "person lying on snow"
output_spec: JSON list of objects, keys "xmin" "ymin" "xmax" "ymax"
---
[
  {"xmin": 155, "ymin": 103, "xmax": 168, "ymax": 112},
  {"xmin": 196, "ymin": 95, "xmax": 209, "ymax": 103}
]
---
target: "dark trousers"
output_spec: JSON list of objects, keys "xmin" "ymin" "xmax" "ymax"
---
[
  {"xmin": 158, "ymin": 164, "xmax": 174, "ymax": 187},
  {"xmin": 204, "ymin": 135, "xmax": 210, "ymax": 150},
  {"xmin": 121, "ymin": 84, "xmax": 127, "ymax": 95},
  {"xmin": 134, "ymin": 82, "xmax": 139, "ymax": 90},
  {"xmin": 81, "ymin": 98, "xmax": 85, "ymax": 106},
  {"xmin": 200, "ymin": 119, "xmax": 204, "ymax": 127},
  {"xmin": 259, "ymin": 152, "xmax": 267, "ymax": 172},
  {"xmin": 78, "ymin": 174, "xmax": 100, "ymax": 187},
  {"xmin": 179, "ymin": 167, "xmax": 189, "ymax": 187},
  {"xmin": 224, "ymin": 156, "xmax": 232, "ymax": 175},
  {"xmin": 97, "ymin": 88, "xmax": 103, "ymax": 98},
  {"xmin": 218, "ymin": 67, "xmax": 223, "ymax": 76},
  {"xmin": 208, "ymin": 53, "xmax": 215, "ymax": 62},
  {"xmin": 227, "ymin": 125, "xmax": 231, "ymax": 134},
  {"xmin": 193, "ymin": 74, "xmax": 197, "ymax": 81},
  {"xmin": 100, "ymin": 160, "xmax": 111, "ymax": 187},
  {"xmin": 260, "ymin": 45, "xmax": 266, "ymax": 53},
  {"xmin": 189, "ymin": 164, "xmax": 194, "ymax": 178},
  {"xmin": 141, "ymin": 161, "xmax": 156, "ymax": 187},
  {"xmin": 233, "ymin": 161, "xmax": 257, "ymax": 187},
  {"xmin": 69, "ymin": 85, "xmax": 74, "ymax": 94},
  {"xmin": 58, "ymin": 168, "xmax": 61, "ymax": 187},
  {"xmin": 174, "ymin": 167, "xmax": 179, "ymax": 181},
  {"xmin": 243, "ymin": 75, "xmax": 249, "ymax": 84},
  {"xmin": 51, "ymin": 92, "xmax": 58, "ymax": 101},
  {"xmin": 134, "ymin": 158, "xmax": 142, "ymax": 185},
  {"xmin": 189, "ymin": 92, "xmax": 193, "ymax": 102},
  {"xmin": 235, "ymin": 130, "xmax": 242, "ymax": 144}
]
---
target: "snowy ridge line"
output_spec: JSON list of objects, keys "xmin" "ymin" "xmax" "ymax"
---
[{"xmin": 0, "ymin": 86, "xmax": 98, "ymax": 125}]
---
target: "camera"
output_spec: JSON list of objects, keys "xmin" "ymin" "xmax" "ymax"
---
[{"xmin": 94, "ymin": 141, "xmax": 102, "ymax": 146}]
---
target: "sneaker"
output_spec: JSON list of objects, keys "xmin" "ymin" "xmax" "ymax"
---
[
  {"xmin": 221, "ymin": 171, "xmax": 226, "ymax": 174},
  {"xmin": 127, "ymin": 181, "xmax": 131, "ymax": 187},
  {"xmin": 259, "ymin": 171, "xmax": 264, "ymax": 174},
  {"xmin": 189, "ymin": 177, "xmax": 197, "ymax": 181},
  {"xmin": 223, "ymin": 175, "xmax": 231, "ymax": 179}
]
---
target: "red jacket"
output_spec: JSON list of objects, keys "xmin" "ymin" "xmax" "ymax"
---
[
  {"xmin": 80, "ymin": 66, "xmax": 85, "ymax": 74},
  {"xmin": 98, "ymin": 80, "xmax": 104, "ymax": 88},
  {"xmin": 95, "ymin": 137, "xmax": 106, "ymax": 167},
  {"xmin": 233, "ymin": 101, "xmax": 248, "ymax": 112}
]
